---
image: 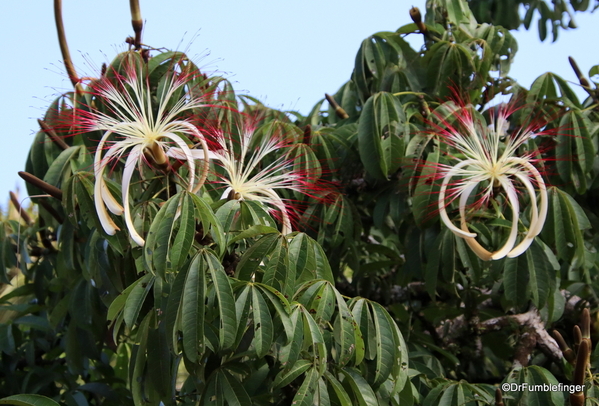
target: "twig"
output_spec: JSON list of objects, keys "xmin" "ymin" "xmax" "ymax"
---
[
  {"xmin": 54, "ymin": 0, "xmax": 79, "ymax": 88},
  {"xmin": 38, "ymin": 119, "xmax": 69, "ymax": 151},
  {"xmin": 130, "ymin": 0, "xmax": 143, "ymax": 50},
  {"xmin": 18, "ymin": 171, "xmax": 63, "ymax": 201},
  {"xmin": 569, "ymin": 56, "xmax": 599, "ymax": 104},
  {"xmin": 325, "ymin": 93, "xmax": 349, "ymax": 119}
]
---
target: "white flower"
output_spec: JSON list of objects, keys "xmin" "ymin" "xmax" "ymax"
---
[
  {"xmin": 435, "ymin": 103, "xmax": 548, "ymax": 260},
  {"xmin": 208, "ymin": 118, "xmax": 316, "ymax": 235},
  {"xmin": 84, "ymin": 56, "xmax": 211, "ymax": 246}
]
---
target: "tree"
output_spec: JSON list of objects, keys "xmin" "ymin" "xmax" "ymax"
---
[{"xmin": 1, "ymin": 0, "xmax": 599, "ymax": 405}]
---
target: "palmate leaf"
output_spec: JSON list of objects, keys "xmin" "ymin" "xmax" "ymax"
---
[{"xmin": 503, "ymin": 366, "xmax": 564, "ymax": 405}]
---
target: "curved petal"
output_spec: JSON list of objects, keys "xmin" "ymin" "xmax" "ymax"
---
[
  {"xmin": 506, "ymin": 171, "xmax": 539, "ymax": 258},
  {"xmin": 490, "ymin": 176, "xmax": 520, "ymax": 260},
  {"xmin": 438, "ymin": 160, "xmax": 478, "ymax": 238},
  {"xmin": 457, "ymin": 176, "xmax": 520, "ymax": 261},
  {"xmin": 173, "ymin": 121, "xmax": 211, "ymax": 193},
  {"xmin": 456, "ymin": 181, "xmax": 493, "ymax": 261},
  {"xmin": 93, "ymin": 131, "xmax": 121, "ymax": 235},
  {"xmin": 261, "ymin": 189, "xmax": 292, "ymax": 235},
  {"xmin": 100, "ymin": 142, "xmax": 126, "ymax": 215},
  {"xmin": 121, "ymin": 145, "xmax": 145, "ymax": 246},
  {"xmin": 160, "ymin": 132, "xmax": 195, "ymax": 193}
]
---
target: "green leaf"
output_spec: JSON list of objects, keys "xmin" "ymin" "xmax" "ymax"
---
[
  {"xmin": 274, "ymin": 359, "xmax": 312, "ymax": 388},
  {"xmin": 332, "ymin": 287, "xmax": 360, "ymax": 367},
  {"xmin": 340, "ymin": 367, "xmax": 378, "ymax": 406},
  {"xmin": 291, "ymin": 367, "xmax": 319, "ymax": 406},
  {"xmin": 262, "ymin": 236, "xmax": 292, "ymax": 297},
  {"xmin": 0, "ymin": 394, "xmax": 60, "ymax": 406},
  {"xmin": 324, "ymin": 372, "xmax": 353, "ymax": 406},
  {"xmin": 220, "ymin": 370, "xmax": 252, "ymax": 406},
  {"xmin": 123, "ymin": 274, "xmax": 154, "ymax": 328},
  {"xmin": 144, "ymin": 193, "xmax": 181, "ymax": 278},
  {"xmin": 43, "ymin": 145, "xmax": 82, "ymax": 188},
  {"xmin": 370, "ymin": 302, "xmax": 396, "ymax": 389},
  {"xmin": 250, "ymin": 285, "xmax": 274, "ymax": 358},
  {"xmin": 206, "ymin": 250, "xmax": 237, "ymax": 351},
  {"xmin": 181, "ymin": 253, "xmax": 206, "ymax": 362},
  {"xmin": 235, "ymin": 233, "xmax": 278, "ymax": 281},
  {"xmin": 227, "ymin": 224, "xmax": 279, "ymax": 246},
  {"xmin": 357, "ymin": 92, "xmax": 405, "ymax": 179},
  {"xmin": 255, "ymin": 283, "xmax": 293, "ymax": 343},
  {"xmin": 170, "ymin": 192, "xmax": 195, "ymax": 272},
  {"xmin": 412, "ymin": 149, "xmax": 440, "ymax": 228}
]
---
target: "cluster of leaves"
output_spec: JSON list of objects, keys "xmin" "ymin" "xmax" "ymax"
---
[
  {"xmin": 0, "ymin": 46, "xmax": 409, "ymax": 405},
  {"xmin": 288, "ymin": 0, "xmax": 599, "ymax": 404},
  {"xmin": 466, "ymin": 0, "xmax": 597, "ymax": 41}
]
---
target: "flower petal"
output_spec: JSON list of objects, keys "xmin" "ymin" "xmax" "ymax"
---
[
  {"xmin": 121, "ymin": 145, "xmax": 145, "ymax": 246},
  {"xmin": 438, "ymin": 160, "xmax": 478, "ymax": 238}
]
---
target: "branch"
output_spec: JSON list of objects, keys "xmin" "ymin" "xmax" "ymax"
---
[
  {"xmin": 38, "ymin": 119, "xmax": 69, "ymax": 151},
  {"xmin": 130, "ymin": 0, "xmax": 143, "ymax": 50},
  {"xmin": 54, "ymin": 0, "xmax": 79, "ymax": 88},
  {"xmin": 18, "ymin": 171, "xmax": 63, "ymax": 201}
]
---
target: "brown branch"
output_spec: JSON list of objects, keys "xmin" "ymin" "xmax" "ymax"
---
[
  {"xmin": 54, "ymin": 0, "xmax": 79, "ymax": 88},
  {"xmin": 130, "ymin": 0, "xmax": 143, "ymax": 50},
  {"xmin": 18, "ymin": 171, "xmax": 63, "ymax": 201},
  {"xmin": 569, "ymin": 56, "xmax": 599, "ymax": 104},
  {"xmin": 409, "ymin": 7, "xmax": 428, "ymax": 36},
  {"xmin": 38, "ymin": 119, "xmax": 69, "ymax": 151},
  {"xmin": 325, "ymin": 93, "xmax": 349, "ymax": 119}
]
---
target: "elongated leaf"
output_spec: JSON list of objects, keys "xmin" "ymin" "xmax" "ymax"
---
[
  {"xmin": 413, "ymin": 149, "xmax": 440, "ymax": 228},
  {"xmin": 235, "ymin": 233, "xmax": 278, "ymax": 281},
  {"xmin": 206, "ymin": 251, "xmax": 237, "ymax": 350},
  {"xmin": 324, "ymin": 371, "xmax": 353, "ymax": 406},
  {"xmin": 262, "ymin": 236, "xmax": 292, "ymax": 297},
  {"xmin": 190, "ymin": 193, "xmax": 226, "ymax": 253},
  {"xmin": 291, "ymin": 367, "xmax": 319, "ymax": 406},
  {"xmin": 0, "ymin": 395, "xmax": 60, "ymax": 406},
  {"xmin": 255, "ymin": 283, "xmax": 293, "ymax": 343},
  {"xmin": 332, "ymin": 287, "xmax": 359, "ymax": 367},
  {"xmin": 340, "ymin": 367, "xmax": 378, "ymax": 406},
  {"xmin": 170, "ymin": 192, "xmax": 195, "ymax": 271},
  {"xmin": 181, "ymin": 253, "xmax": 206, "ymax": 362},
  {"xmin": 165, "ymin": 262, "xmax": 189, "ymax": 352},
  {"xmin": 123, "ymin": 274, "xmax": 154, "ymax": 328},
  {"xmin": 370, "ymin": 302, "xmax": 395, "ymax": 389},
  {"xmin": 43, "ymin": 145, "xmax": 82, "ymax": 188},
  {"xmin": 220, "ymin": 370, "xmax": 252, "ymax": 406},
  {"xmin": 144, "ymin": 194, "xmax": 181, "ymax": 278},
  {"xmin": 274, "ymin": 359, "xmax": 312, "ymax": 389},
  {"xmin": 251, "ymin": 285, "xmax": 274, "ymax": 358}
]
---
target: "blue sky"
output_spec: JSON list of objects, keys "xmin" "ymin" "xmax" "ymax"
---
[{"xmin": 0, "ymin": 1, "xmax": 596, "ymax": 210}]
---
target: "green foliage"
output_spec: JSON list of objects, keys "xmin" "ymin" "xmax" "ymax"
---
[{"xmin": 3, "ymin": 0, "xmax": 599, "ymax": 405}]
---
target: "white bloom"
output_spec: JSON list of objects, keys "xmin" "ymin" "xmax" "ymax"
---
[
  {"xmin": 84, "ymin": 57, "xmax": 211, "ymax": 246},
  {"xmin": 208, "ymin": 118, "xmax": 316, "ymax": 235},
  {"xmin": 435, "ymin": 103, "xmax": 548, "ymax": 260}
]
